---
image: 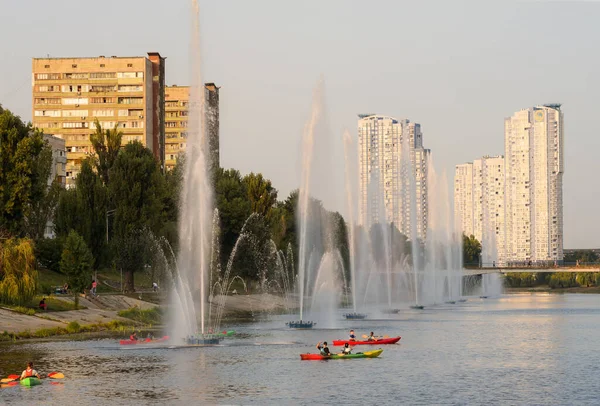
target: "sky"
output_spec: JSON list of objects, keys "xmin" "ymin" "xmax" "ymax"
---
[{"xmin": 1, "ymin": 0, "xmax": 599, "ymax": 248}]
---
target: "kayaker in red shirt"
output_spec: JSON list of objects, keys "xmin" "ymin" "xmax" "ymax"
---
[
  {"xmin": 349, "ymin": 330, "xmax": 356, "ymax": 341},
  {"xmin": 316, "ymin": 342, "xmax": 331, "ymax": 356},
  {"xmin": 20, "ymin": 362, "xmax": 41, "ymax": 380},
  {"xmin": 130, "ymin": 332, "xmax": 138, "ymax": 341}
]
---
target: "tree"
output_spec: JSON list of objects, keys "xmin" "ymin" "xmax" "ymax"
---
[
  {"xmin": 90, "ymin": 119, "xmax": 122, "ymax": 186},
  {"xmin": 0, "ymin": 106, "xmax": 53, "ymax": 237},
  {"xmin": 564, "ymin": 250, "xmax": 599, "ymax": 264},
  {"xmin": 462, "ymin": 234, "xmax": 482, "ymax": 266},
  {"xmin": 0, "ymin": 238, "xmax": 38, "ymax": 306},
  {"xmin": 35, "ymin": 237, "xmax": 64, "ymax": 273},
  {"xmin": 54, "ymin": 160, "xmax": 107, "ymax": 269},
  {"xmin": 242, "ymin": 172, "xmax": 278, "ymax": 218},
  {"xmin": 60, "ymin": 230, "xmax": 93, "ymax": 307},
  {"xmin": 109, "ymin": 141, "xmax": 165, "ymax": 291}
]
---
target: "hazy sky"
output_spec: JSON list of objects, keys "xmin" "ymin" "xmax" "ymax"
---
[{"xmin": 1, "ymin": 0, "xmax": 599, "ymax": 248}]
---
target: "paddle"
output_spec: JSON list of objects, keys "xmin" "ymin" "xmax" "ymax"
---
[
  {"xmin": 1, "ymin": 372, "xmax": 64, "ymax": 383},
  {"xmin": 361, "ymin": 334, "xmax": 390, "ymax": 340}
]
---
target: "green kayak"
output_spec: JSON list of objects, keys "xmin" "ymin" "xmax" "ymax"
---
[
  {"xmin": 216, "ymin": 330, "xmax": 235, "ymax": 337},
  {"xmin": 20, "ymin": 377, "xmax": 42, "ymax": 387},
  {"xmin": 301, "ymin": 349, "xmax": 383, "ymax": 360}
]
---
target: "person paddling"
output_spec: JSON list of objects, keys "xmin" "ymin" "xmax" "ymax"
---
[
  {"xmin": 316, "ymin": 341, "xmax": 331, "ymax": 356},
  {"xmin": 367, "ymin": 331, "xmax": 378, "ymax": 341},
  {"xmin": 349, "ymin": 329, "xmax": 356, "ymax": 341},
  {"xmin": 340, "ymin": 342, "xmax": 352, "ymax": 355},
  {"xmin": 20, "ymin": 362, "xmax": 41, "ymax": 380},
  {"xmin": 130, "ymin": 332, "xmax": 138, "ymax": 341}
]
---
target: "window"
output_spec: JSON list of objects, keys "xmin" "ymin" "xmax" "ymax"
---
[
  {"xmin": 92, "ymin": 109, "xmax": 114, "ymax": 117},
  {"xmin": 100, "ymin": 64, "xmax": 105, "ymax": 67},
  {"xmin": 44, "ymin": 64, "xmax": 50, "ymax": 68},
  {"xmin": 64, "ymin": 73, "xmax": 88, "ymax": 79},
  {"xmin": 118, "ymin": 109, "xmax": 129, "ymax": 116},
  {"xmin": 90, "ymin": 85, "xmax": 116, "ymax": 92},
  {"xmin": 128, "ymin": 109, "xmax": 143, "ymax": 117},
  {"xmin": 166, "ymin": 133, "xmax": 178, "ymax": 139},
  {"xmin": 62, "ymin": 122, "xmax": 88, "ymax": 129},
  {"xmin": 62, "ymin": 85, "xmax": 89, "ymax": 92},
  {"xmin": 117, "ymin": 72, "xmax": 143, "ymax": 78},
  {"xmin": 62, "ymin": 110, "xmax": 88, "ymax": 117},
  {"xmin": 72, "ymin": 64, "xmax": 77, "ymax": 68},
  {"xmin": 35, "ymin": 122, "xmax": 60, "ymax": 129},
  {"xmin": 165, "ymin": 101, "xmax": 178, "ymax": 107},
  {"xmin": 63, "ymin": 98, "xmax": 89, "ymax": 105},
  {"xmin": 118, "ymin": 97, "xmax": 143, "ymax": 105},
  {"xmin": 34, "ymin": 98, "xmax": 60, "ymax": 105},
  {"xmin": 90, "ymin": 72, "xmax": 116, "ymax": 79},
  {"xmin": 127, "ymin": 63, "xmax": 133, "ymax": 68},
  {"xmin": 91, "ymin": 97, "xmax": 114, "ymax": 104},
  {"xmin": 166, "ymin": 122, "xmax": 178, "ymax": 128},
  {"xmin": 34, "ymin": 110, "xmax": 61, "ymax": 117},
  {"xmin": 36, "ymin": 73, "xmax": 60, "ymax": 80},
  {"xmin": 118, "ymin": 85, "xmax": 143, "ymax": 92},
  {"xmin": 37, "ymin": 85, "xmax": 59, "ymax": 92}
]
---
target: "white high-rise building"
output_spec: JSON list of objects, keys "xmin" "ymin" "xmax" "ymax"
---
[
  {"xmin": 454, "ymin": 156, "xmax": 506, "ymax": 265},
  {"xmin": 505, "ymin": 105, "xmax": 564, "ymax": 264},
  {"xmin": 358, "ymin": 115, "xmax": 429, "ymax": 240}
]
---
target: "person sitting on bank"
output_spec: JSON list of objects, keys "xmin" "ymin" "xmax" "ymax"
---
[
  {"xmin": 340, "ymin": 342, "xmax": 352, "ymax": 355},
  {"xmin": 20, "ymin": 362, "xmax": 41, "ymax": 380},
  {"xmin": 367, "ymin": 331, "xmax": 377, "ymax": 341},
  {"xmin": 349, "ymin": 329, "xmax": 356, "ymax": 341},
  {"xmin": 39, "ymin": 298, "xmax": 47, "ymax": 311},
  {"xmin": 316, "ymin": 341, "xmax": 331, "ymax": 356}
]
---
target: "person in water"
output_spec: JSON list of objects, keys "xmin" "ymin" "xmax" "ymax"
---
[
  {"xmin": 349, "ymin": 329, "xmax": 356, "ymax": 341},
  {"xmin": 316, "ymin": 341, "xmax": 331, "ymax": 356},
  {"xmin": 20, "ymin": 362, "xmax": 41, "ymax": 380},
  {"xmin": 130, "ymin": 332, "xmax": 138, "ymax": 341},
  {"xmin": 340, "ymin": 342, "xmax": 352, "ymax": 355},
  {"xmin": 367, "ymin": 331, "xmax": 377, "ymax": 341}
]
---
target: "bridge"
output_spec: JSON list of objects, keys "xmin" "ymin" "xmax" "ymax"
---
[{"xmin": 463, "ymin": 266, "xmax": 600, "ymax": 276}]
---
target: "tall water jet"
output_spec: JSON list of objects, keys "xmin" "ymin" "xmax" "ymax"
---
[
  {"xmin": 342, "ymin": 130, "xmax": 357, "ymax": 312},
  {"xmin": 297, "ymin": 79, "xmax": 324, "ymax": 323},
  {"xmin": 171, "ymin": 0, "xmax": 213, "ymax": 338}
]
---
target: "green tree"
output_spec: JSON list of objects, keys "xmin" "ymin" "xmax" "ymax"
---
[
  {"xmin": 60, "ymin": 230, "xmax": 93, "ymax": 307},
  {"xmin": 0, "ymin": 238, "xmax": 38, "ymax": 306},
  {"xmin": 109, "ymin": 142, "xmax": 165, "ymax": 291},
  {"xmin": 90, "ymin": 119, "xmax": 122, "ymax": 186},
  {"xmin": 462, "ymin": 234, "xmax": 482, "ymax": 266},
  {"xmin": 162, "ymin": 156, "xmax": 184, "ymax": 249},
  {"xmin": 35, "ymin": 237, "xmax": 64, "ymax": 273},
  {"xmin": 564, "ymin": 250, "xmax": 599, "ymax": 264},
  {"xmin": 242, "ymin": 172, "xmax": 278, "ymax": 218},
  {"xmin": 0, "ymin": 106, "xmax": 53, "ymax": 237}
]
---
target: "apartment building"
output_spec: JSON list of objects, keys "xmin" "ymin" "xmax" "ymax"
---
[
  {"xmin": 454, "ymin": 156, "xmax": 506, "ymax": 266},
  {"xmin": 358, "ymin": 115, "xmax": 429, "ymax": 240},
  {"xmin": 164, "ymin": 83, "xmax": 220, "ymax": 171},
  {"xmin": 32, "ymin": 53, "xmax": 165, "ymax": 186},
  {"xmin": 504, "ymin": 105, "xmax": 564, "ymax": 264}
]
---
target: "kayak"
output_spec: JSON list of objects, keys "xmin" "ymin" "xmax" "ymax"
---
[
  {"xmin": 216, "ymin": 330, "xmax": 235, "ymax": 337},
  {"xmin": 332, "ymin": 337, "xmax": 401, "ymax": 346},
  {"xmin": 20, "ymin": 377, "xmax": 42, "ymax": 387},
  {"xmin": 119, "ymin": 335, "xmax": 170, "ymax": 345},
  {"xmin": 300, "ymin": 349, "xmax": 383, "ymax": 360}
]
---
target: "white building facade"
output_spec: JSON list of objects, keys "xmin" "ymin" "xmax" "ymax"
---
[
  {"xmin": 504, "ymin": 105, "xmax": 564, "ymax": 264},
  {"xmin": 358, "ymin": 115, "xmax": 429, "ymax": 241}
]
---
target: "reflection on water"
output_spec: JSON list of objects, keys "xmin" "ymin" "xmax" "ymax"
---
[{"xmin": 1, "ymin": 294, "xmax": 600, "ymax": 405}]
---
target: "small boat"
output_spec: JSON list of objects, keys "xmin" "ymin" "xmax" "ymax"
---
[
  {"xmin": 20, "ymin": 377, "xmax": 42, "ymax": 387},
  {"xmin": 286, "ymin": 320, "xmax": 316, "ymax": 329},
  {"xmin": 410, "ymin": 305, "xmax": 425, "ymax": 310},
  {"xmin": 343, "ymin": 313, "xmax": 367, "ymax": 320},
  {"xmin": 119, "ymin": 335, "xmax": 170, "ymax": 345},
  {"xmin": 332, "ymin": 337, "xmax": 401, "ymax": 346},
  {"xmin": 300, "ymin": 349, "xmax": 383, "ymax": 360},
  {"xmin": 216, "ymin": 330, "xmax": 235, "ymax": 337}
]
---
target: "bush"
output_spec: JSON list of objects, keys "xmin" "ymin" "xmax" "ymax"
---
[
  {"xmin": 117, "ymin": 306, "xmax": 162, "ymax": 325},
  {"xmin": 39, "ymin": 283, "xmax": 53, "ymax": 296},
  {"xmin": 548, "ymin": 272, "xmax": 578, "ymax": 289},
  {"xmin": 66, "ymin": 321, "xmax": 81, "ymax": 333},
  {"xmin": 13, "ymin": 306, "xmax": 36, "ymax": 316},
  {"xmin": 35, "ymin": 238, "xmax": 64, "ymax": 273}
]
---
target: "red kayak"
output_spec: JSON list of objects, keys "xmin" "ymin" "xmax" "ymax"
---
[
  {"xmin": 332, "ymin": 337, "xmax": 401, "ymax": 346},
  {"xmin": 119, "ymin": 335, "xmax": 170, "ymax": 345}
]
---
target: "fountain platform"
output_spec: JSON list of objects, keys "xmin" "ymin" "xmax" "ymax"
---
[
  {"xmin": 382, "ymin": 309, "xmax": 401, "ymax": 314},
  {"xmin": 343, "ymin": 313, "xmax": 367, "ymax": 320},
  {"xmin": 286, "ymin": 320, "xmax": 316, "ymax": 329},
  {"xmin": 410, "ymin": 305, "xmax": 425, "ymax": 310},
  {"xmin": 445, "ymin": 301, "xmax": 456, "ymax": 305},
  {"xmin": 186, "ymin": 335, "xmax": 222, "ymax": 345},
  {"xmin": 458, "ymin": 299, "xmax": 467, "ymax": 303},
  {"xmin": 479, "ymin": 296, "xmax": 489, "ymax": 299}
]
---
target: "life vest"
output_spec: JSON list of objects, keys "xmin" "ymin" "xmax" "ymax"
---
[
  {"xmin": 24, "ymin": 368, "xmax": 33, "ymax": 377},
  {"xmin": 130, "ymin": 335, "xmax": 136, "ymax": 341}
]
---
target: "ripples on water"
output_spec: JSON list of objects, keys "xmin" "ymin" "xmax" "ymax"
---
[{"xmin": 1, "ymin": 294, "xmax": 600, "ymax": 405}]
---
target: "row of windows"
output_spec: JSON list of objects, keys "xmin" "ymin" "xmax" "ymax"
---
[
  {"xmin": 35, "ymin": 109, "xmax": 144, "ymax": 119},
  {"xmin": 35, "ymin": 72, "xmax": 144, "ymax": 80}
]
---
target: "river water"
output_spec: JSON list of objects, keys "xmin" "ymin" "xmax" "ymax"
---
[{"xmin": 1, "ymin": 293, "xmax": 599, "ymax": 405}]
